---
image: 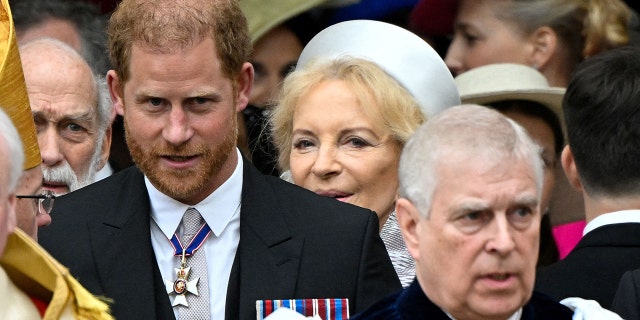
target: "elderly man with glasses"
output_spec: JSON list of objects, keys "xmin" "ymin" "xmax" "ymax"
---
[
  {"xmin": 0, "ymin": 3, "xmax": 113, "ymax": 316},
  {"xmin": 0, "ymin": 28, "xmax": 50, "ymax": 240},
  {"xmin": 0, "ymin": 105, "xmax": 112, "ymax": 318},
  {"xmin": 0, "ymin": 106, "xmax": 112, "ymax": 318}
]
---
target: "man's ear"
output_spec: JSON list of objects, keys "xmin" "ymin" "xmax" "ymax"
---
[
  {"xmin": 235, "ymin": 62, "xmax": 254, "ymax": 113},
  {"xmin": 396, "ymin": 198, "xmax": 423, "ymax": 261},
  {"xmin": 96, "ymin": 125, "xmax": 112, "ymax": 172},
  {"xmin": 527, "ymin": 26, "xmax": 558, "ymax": 70},
  {"xmin": 561, "ymin": 145, "xmax": 584, "ymax": 192},
  {"xmin": 107, "ymin": 70, "xmax": 125, "ymax": 116},
  {"xmin": 6, "ymin": 193, "xmax": 17, "ymax": 233}
]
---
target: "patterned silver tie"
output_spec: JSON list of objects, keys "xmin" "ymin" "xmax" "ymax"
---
[{"xmin": 177, "ymin": 207, "xmax": 210, "ymax": 319}]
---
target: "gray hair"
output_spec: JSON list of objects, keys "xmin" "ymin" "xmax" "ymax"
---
[
  {"xmin": 398, "ymin": 104, "xmax": 544, "ymax": 217},
  {"xmin": 92, "ymin": 75, "xmax": 112, "ymax": 170},
  {"xmin": 0, "ymin": 108, "xmax": 25, "ymax": 192},
  {"xmin": 94, "ymin": 75, "xmax": 112, "ymax": 137}
]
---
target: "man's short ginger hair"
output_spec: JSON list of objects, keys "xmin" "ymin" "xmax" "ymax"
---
[{"xmin": 108, "ymin": 0, "xmax": 251, "ymax": 84}]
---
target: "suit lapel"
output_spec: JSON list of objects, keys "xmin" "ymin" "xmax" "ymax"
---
[
  {"xmin": 91, "ymin": 163, "xmax": 304, "ymax": 318},
  {"xmin": 88, "ymin": 168, "xmax": 174, "ymax": 319},
  {"xmin": 228, "ymin": 161, "xmax": 303, "ymax": 319}
]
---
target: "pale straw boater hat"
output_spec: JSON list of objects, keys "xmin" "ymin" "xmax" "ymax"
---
[
  {"xmin": 454, "ymin": 63, "xmax": 566, "ymax": 126},
  {"xmin": 0, "ymin": 0, "xmax": 40, "ymax": 169},
  {"xmin": 296, "ymin": 19, "xmax": 461, "ymax": 117},
  {"xmin": 240, "ymin": 0, "xmax": 354, "ymax": 43}
]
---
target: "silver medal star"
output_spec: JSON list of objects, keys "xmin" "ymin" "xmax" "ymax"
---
[{"xmin": 165, "ymin": 266, "xmax": 200, "ymax": 307}]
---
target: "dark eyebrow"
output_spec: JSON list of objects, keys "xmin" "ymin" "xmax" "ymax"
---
[
  {"xmin": 453, "ymin": 21, "xmax": 469, "ymax": 32},
  {"xmin": 134, "ymin": 90, "xmax": 223, "ymax": 103},
  {"xmin": 189, "ymin": 91, "xmax": 223, "ymax": 102}
]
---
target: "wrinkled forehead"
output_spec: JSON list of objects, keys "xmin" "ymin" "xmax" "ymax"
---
[
  {"xmin": 433, "ymin": 150, "xmax": 539, "ymax": 194},
  {"xmin": 22, "ymin": 42, "xmax": 98, "ymax": 100}
]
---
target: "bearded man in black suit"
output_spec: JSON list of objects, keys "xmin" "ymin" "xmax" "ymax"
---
[{"xmin": 38, "ymin": 1, "xmax": 400, "ymax": 319}]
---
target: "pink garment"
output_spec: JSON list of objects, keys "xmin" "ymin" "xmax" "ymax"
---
[{"xmin": 552, "ymin": 220, "xmax": 587, "ymax": 259}]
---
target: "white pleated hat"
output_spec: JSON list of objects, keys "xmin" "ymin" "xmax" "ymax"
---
[{"xmin": 297, "ymin": 20, "xmax": 460, "ymax": 117}]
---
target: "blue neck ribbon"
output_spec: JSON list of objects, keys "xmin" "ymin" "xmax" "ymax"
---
[{"xmin": 169, "ymin": 224, "xmax": 212, "ymax": 256}]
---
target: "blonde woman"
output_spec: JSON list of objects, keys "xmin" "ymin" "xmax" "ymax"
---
[{"xmin": 271, "ymin": 20, "xmax": 460, "ymax": 287}]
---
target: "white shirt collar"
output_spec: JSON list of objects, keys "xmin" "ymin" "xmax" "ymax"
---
[
  {"xmin": 583, "ymin": 209, "xmax": 640, "ymax": 236},
  {"xmin": 146, "ymin": 149, "xmax": 243, "ymax": 239}
]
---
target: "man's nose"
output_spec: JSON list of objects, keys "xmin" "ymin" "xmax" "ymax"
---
[
  {"xmin": 162, "ymin": 107, "xmax": 194, "ymax": 146},
  {"xmin": 38, "ymin": 126, "xmax": 64, "ymax": 167},
  {"xmin": 486, "ymin": 216, "xmax": 517, "ymax": 256}
]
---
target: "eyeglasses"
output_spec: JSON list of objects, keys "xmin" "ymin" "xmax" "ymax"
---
[{"xmin": 17, "ymin": 190, "xmax": 56, "ymax": 215}]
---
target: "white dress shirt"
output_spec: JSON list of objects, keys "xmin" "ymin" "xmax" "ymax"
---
[
  {"xmin": 148, "ymin": 149, "xmax": 243, "ymax": 319},
  {"xmin": 583, "ymin": 209, "xmax": 640, "ymax": 236},
  {"xmin": 94, "ymin": 162, "xmax": 113, "ymax": 182}
]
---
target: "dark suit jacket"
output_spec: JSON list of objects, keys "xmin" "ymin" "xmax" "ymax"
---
[
  {"xmin": 535, "ymin": 223, "xmax": 640, "ymax": 308},
  {"xmin": 611, "ymin": 268, "xmax": 640, "ymax": 320},
  {"xmin": 351, "ymin": 279, "xmax": 574, "ymax": 319},
  {"xmin": 39, "ymin": 162, "xmax": 401, "ymax": 319}
]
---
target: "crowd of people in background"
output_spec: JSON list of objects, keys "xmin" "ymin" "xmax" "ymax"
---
[{"xmin": 1, "ymin": 0, "xmax": 640, "ymax": 319}]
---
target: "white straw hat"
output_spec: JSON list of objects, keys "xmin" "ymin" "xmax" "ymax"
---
[
  {"xmin": 297, "ymin": 19, "xmax": 460, "ymax": 117},
  {"xmin": 454, "ymin": 63, "xmax": 566, "ymax": 124}
]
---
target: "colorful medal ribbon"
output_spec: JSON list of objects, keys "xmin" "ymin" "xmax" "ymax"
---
[
  {"xmin": 256, "ymin": 298, "xmax": 350, "ymax": 320},
  {"xmin": 165, "ymin": 223, "xmax": 212, "ymax": 307}
]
